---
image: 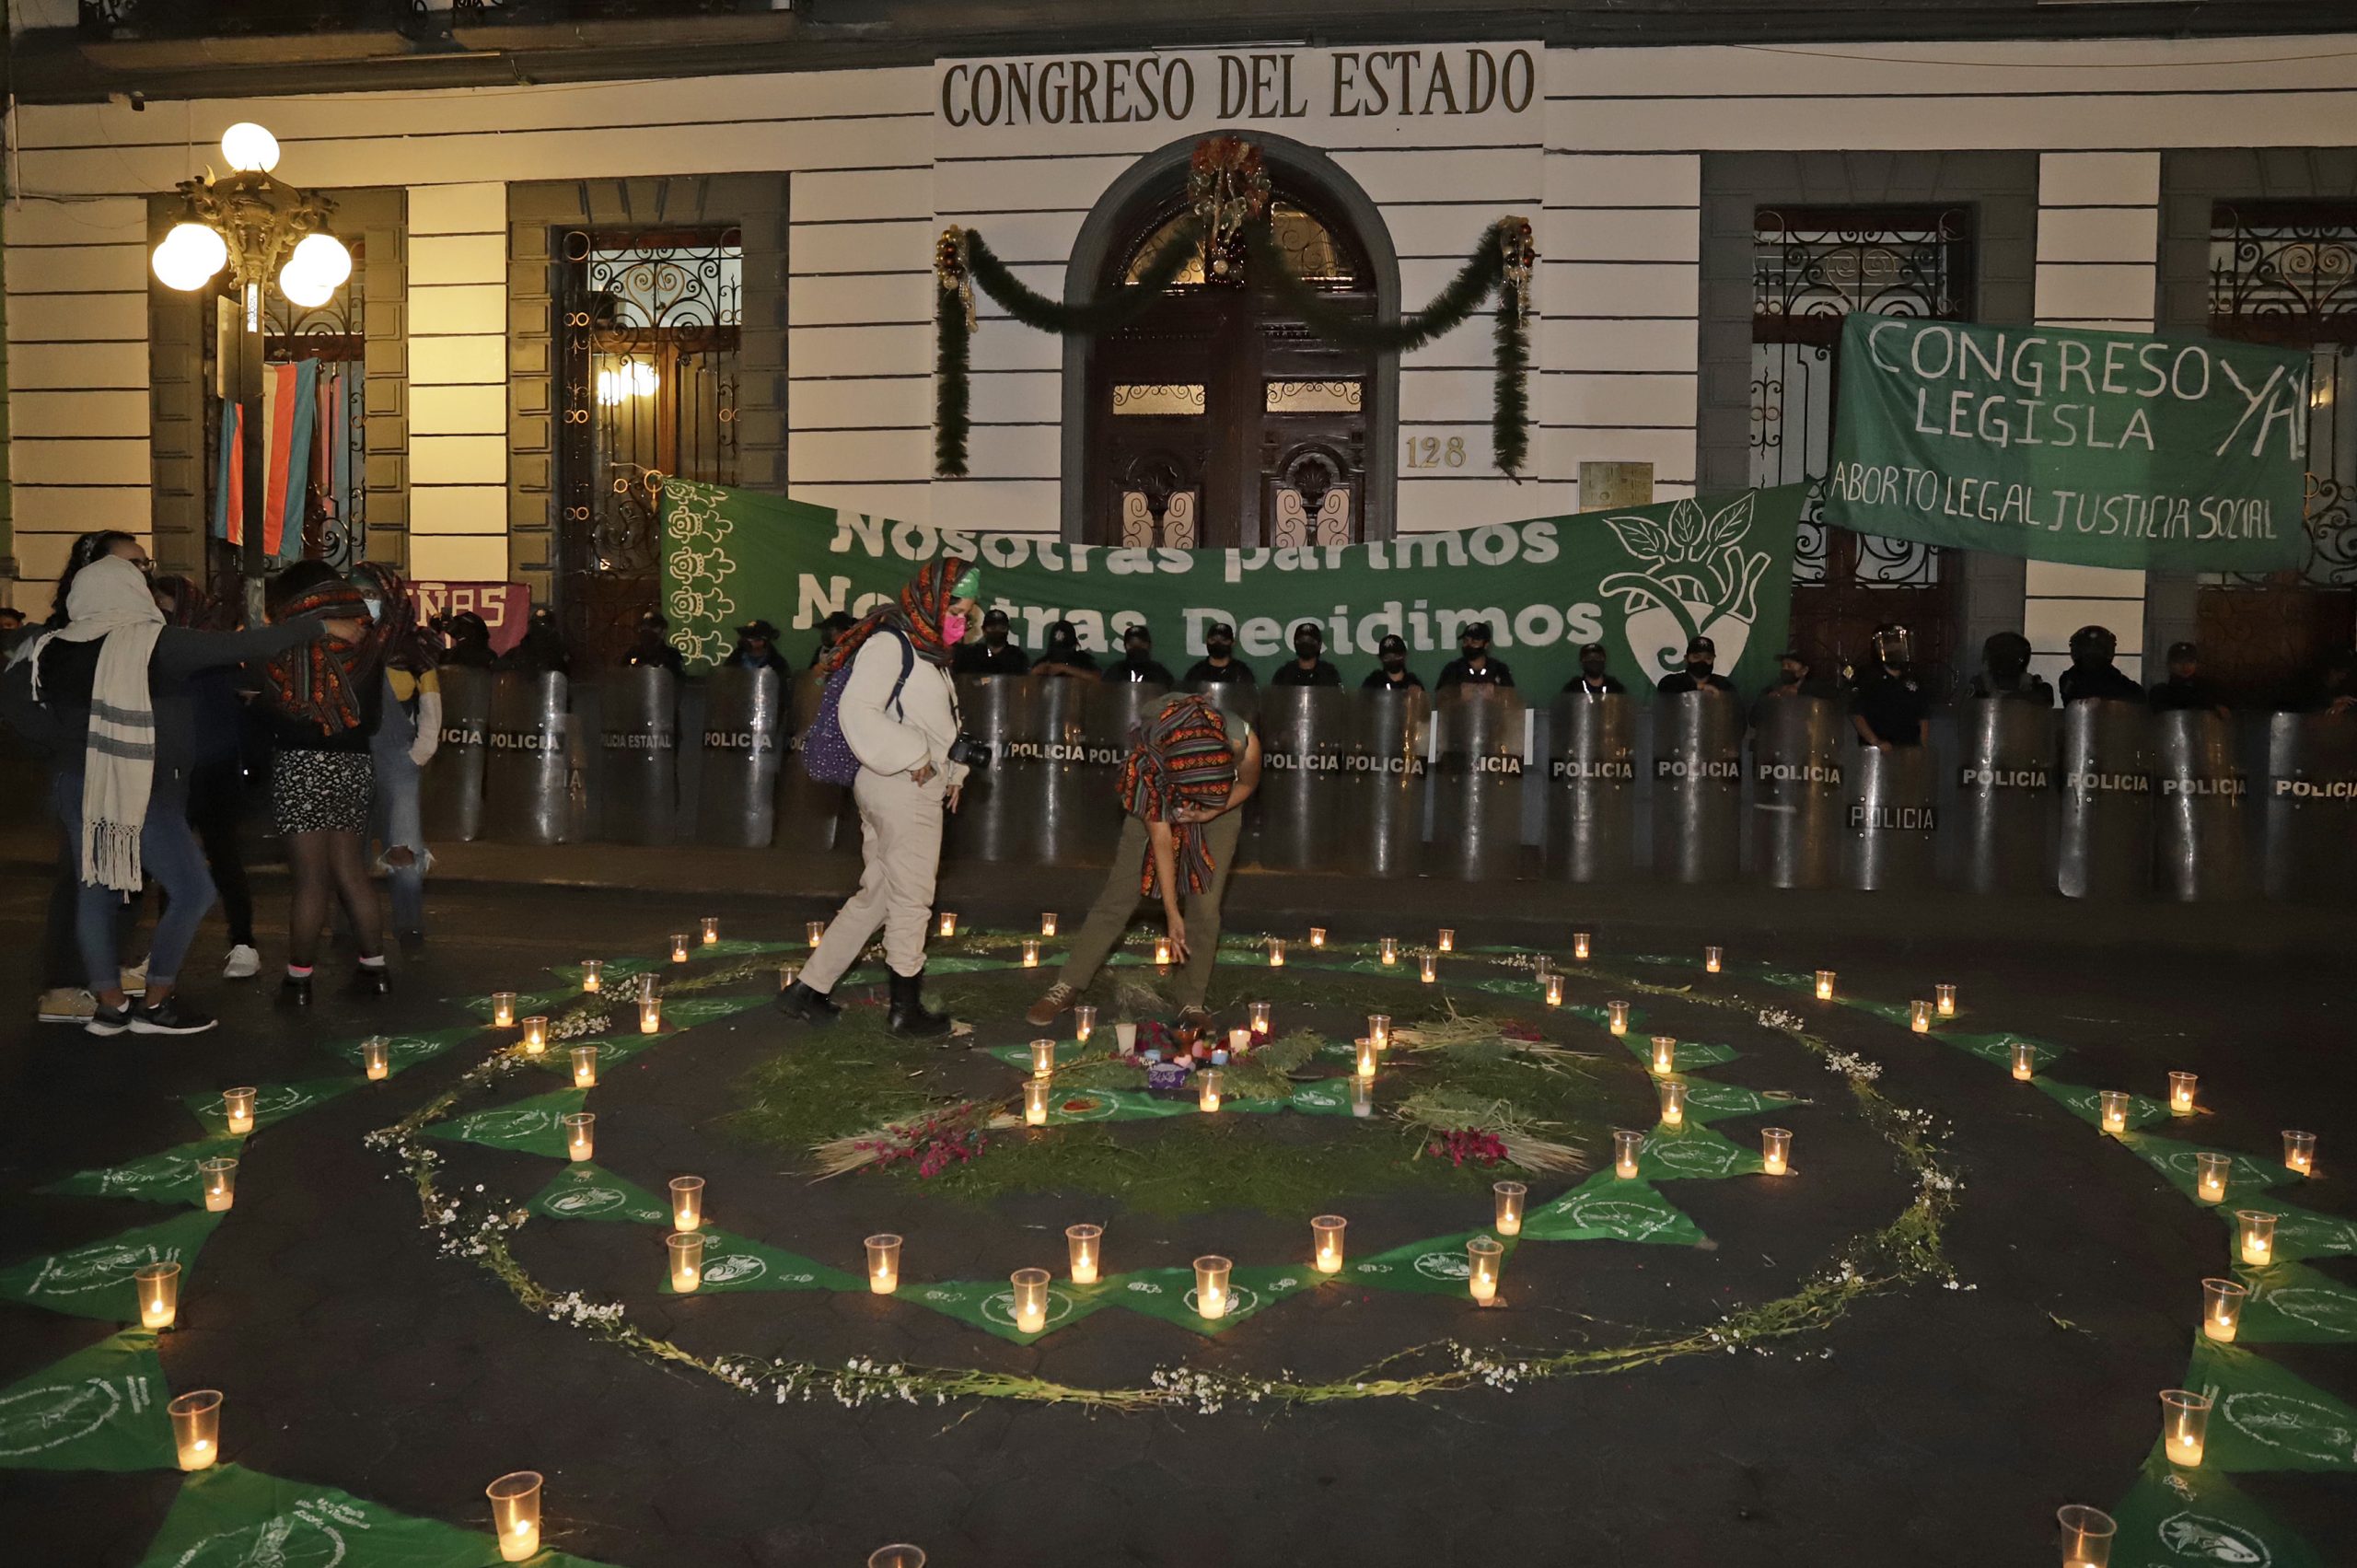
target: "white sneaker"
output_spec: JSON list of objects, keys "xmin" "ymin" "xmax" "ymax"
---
[
  {"xmin": 120, "ymin": 960, "xmax": 148, "ymax": 997},
  {"xmin": 222, "ymin": 945, "xmax": 261, "ymax": 981}
]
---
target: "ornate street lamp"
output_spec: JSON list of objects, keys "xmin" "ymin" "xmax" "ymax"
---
[{"xmin": 151, "ymin": 122, "xmax": 351, "ymax": 607}]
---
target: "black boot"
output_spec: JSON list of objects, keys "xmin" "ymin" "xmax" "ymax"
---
[
  {"xmin": 349, "ymin": 963, "xmax": 390, "ymax": 997},
  {"xmin": 887, "ymin": 969, "xmax": 952, "ymax": 1040},
  {"xmin": 775, "ymin": 979, "xmax": 840, "ymax": 1025},
  {"xmin": 277, "ymin": 975, "xmax": 313, "ymax": 1008}
]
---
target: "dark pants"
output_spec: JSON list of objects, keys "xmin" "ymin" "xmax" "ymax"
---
[
  {"xmin": 53, "ymin": 772, "xmax": 216, "ymax": 992},
  {"xmin": 184, "ymin": 760, "xmax": 255, "ymax": 947}
]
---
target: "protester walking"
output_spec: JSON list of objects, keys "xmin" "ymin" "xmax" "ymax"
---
[
  {"xmin": 776, "ymin": 558, "xmax": 981, "ymax": 1038},
  {"xmin": 5, "ymin": 554, "xmax": 327, "ymax": 1035},
  {"xmin": 353, "ymin": 563, "xmax": 439, "ymax": 949},
  {"xmin": 259, "ymin": 561, "xmax": 389, "ymax": 1005},
  {"xmin": 151, "ymin": 575, "xmax": 265, "ymax": 981},
  {"xmin": 1027, "ymin": 691, "xmax": 1261, "ymax": 1031}
]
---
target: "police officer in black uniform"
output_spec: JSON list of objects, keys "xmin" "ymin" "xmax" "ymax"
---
[
  {"xmin": 1270, "ymin": 621, "xmax": 1343, "ymax": 687},
  {"xmin": 806, "ymin": 610, "xmax": 857, "ymax": 669},
  {"xmin": 1562, "ymin": 642, "xmax": 1626, "ymax": 697},
  {"xmin": 1967, "ymin": 632, "xmax": 2054, "ymax": 705},
  {"xmin": 2148, "ymin": 641, "xmax": 2223, "ymax": 715},
  {"xmin": 2060, "ymin": 624, "xmax": 2144, "ymax": 704},
  {"xmin": 1181, "ymin": 621, "xmax": 1256, "ymax": 687},
  {"xmin": 1361, "ymin": 633, "xmax": 1423, "ymax": 691},
  {"xmin": 437, "ymin": 610, "xmax": 496, "ymax": 669},
  {"xmin": 1033, "ymin": 619, "xmax": 1099, "ymax": 679},
  {"xmin": 1100, "ymin": 621, "xmax": 1174, "ymax": 685},
  {"xmin": 1849, "ymin": 623, "xmax": 1930, "ymax": 749},
  {"xmin": 726, "ymin": 619, "xmax": 792, "ymax": 676},
  {"xmin": 621, "ymin": 610, "xmax": 685, "ymax": 674},
  {"xmin": 1655, "ymin": 634, "xmax": 1736, "ymax": 697},
  {"xmin": 1436, "ymin": 621, "xmax": 1515, "ymax": 689},
  {"xmin": 952, "ymin": 608, "xmax": 1030, "ymax": 675},
  {"xmin": 497, "ymin": 606, "xmax": 571, "ymax": 676}
]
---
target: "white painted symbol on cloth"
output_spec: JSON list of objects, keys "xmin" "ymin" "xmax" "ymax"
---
[
  {"xmin": 171, "ymin": 1498, "xmax": 367, "ymax": 1568},
  {"xmin": 1561, "ymin": 1196, "xmax": 1678, "ymax": 1239},
  {"xmin": 1182, "ymin": 1285, "xmax": 1259, "ymax": 1317},
  {"xmin": 198, "ymin": 1086, "xmax": 315, "ymax": 1122},
  {"xmin": 29, "ymin": 1239, "xmax": 175, "ymax": 1297},
  {"xmin": 1646, "ymin": 1135, "xmax": 1743, "ymax": 1177},
  {"xmin": 97, "ymin": 1154, "xmax": 197, "ymax": 1195},
  {"xmin": 0, "ymin": 1378, "xmax": 120, "ymax": 1457},
  {"xmin": 545, "ymin": 1186, "xmax": 627, "ymax": 1216},
  {"xmin": 2156, "ymin": 1511, "xmax": 2270, "ymax": 1565},
  {"xmin": 2220, "ymin": 1391, "xmax": 2357, "ymax": 1464},
  {"xmin": 459, "ymin": 1109, "xmax": 552, "ymax": 1142},
  {"xmin": 702, "ymin": 1254, "xmax": 767, "ymax": 1285},
  {"xmin": 1412, "ymin": 1251, "xmax": 1471, "ymax": 1283},
  {"xmin": 2262, "ymin": 1286, "xmax": 2357, "ymax": 1336},
  {"xmin": 981, "ymin": 1289, "xmax": 1077, "ymax": 1330}
]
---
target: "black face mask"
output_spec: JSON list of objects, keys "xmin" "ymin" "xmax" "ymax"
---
[
  {"xmin": 1581, "ymin": 659, "xmax": 1607, "ymax": 679},
  {"xmin": 1125, "ymin": 644, "xmax": 1150, "ymax": 662},
  {"xmin": 1294, "ymin": 641, "xmax": 1321, "ymax": 661},
  {"xmin": 1464, "ymin": 643, "xmax": 1489, "ymax": 660},
  {"xmin": 1778, "ymin": 667, "xmax": 1803, "ymax": 686},
  {"xmin": 983, "ymin": 626, "xmax": 1007, "ymax": 646},
  {"xmin": 1686, "ymin": 658, "xmax": 1713, "ymax": 678},
  {"xmin": 1207, "ymin": 639, "xmax": 1235, "ymax": 658},
  {"xmin": 1381, "ymin": 654, "xmax": 1407, "ymax": 672},
  {"xmin": 1048, "ymin": 631, "xmax": 1077, "ymax": 654}
]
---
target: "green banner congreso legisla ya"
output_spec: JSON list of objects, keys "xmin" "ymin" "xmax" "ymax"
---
[
  {"xmin": 1820, "ymin": 313, "xmax": 2312, "ymax": 572},
  {"xmin": 658, "ymin": 481, "xmax": 1802, "ymax": 698}
]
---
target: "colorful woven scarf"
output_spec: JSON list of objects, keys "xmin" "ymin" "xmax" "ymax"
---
[
  {"xmin": 351, "ymin": 561, "xmax": 435, "ymax": 673},
  {"xmin": 1118, "ymin": 692, "xmax": 1237, "ymax": 897},
  {"xmin": 821, "ymin": 557, "xmax": 976, "ymax": 675},
  {"xmin": 261, "ymin": 578, "xmax": 382, "ymax": 736}
]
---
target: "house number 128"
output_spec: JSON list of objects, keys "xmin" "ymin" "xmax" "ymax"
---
[{"xmin": 1404, "ymin": 436, "xmax": 1467, "ymax": 469}]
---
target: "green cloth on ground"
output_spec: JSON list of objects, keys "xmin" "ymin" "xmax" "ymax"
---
[
  {"xmin": 1106, "ymin": 1263, "xmax": 1318, "ymax": 1336},
  {"xmin": 2102, "ymin": 1445, "xmax": 2324, "ymax": 1568},
  {"xmin": 658, "ymin": 1228, "xmax": 862, "ymax": 1295},
  {"xmin": 324, "ymin": 1025, "xmax": 484, "ymax": 1077},
  {"xmin": 41, "ymin": 1137, "xmax": 248, "ymax": 1208},
  {"xmin": 2033, "ymin": 1077, "xmax": 2173, "ymax": 1133},
  {"xmin": 0, "ymin": 1329, "xmax": 173, "ymax": 1472},
  {"xmin": 527, "ymin": 1164, "xmax": 669, "ymax": 1225},
  {"xmin": 2116, "ymin": 1131, "xmax": 2301, "ymax": 1204},
  {"xmin": 1622, "ymin": 1121, "xmax": 1767, "ymax": 1181},
  {"xmin": 1518, "ymin": 1172, "xmax": 1706, "ymax": 1246},
  {"xmin": 907, "ymin": 1275, "xmax": 1120, "ymax": 1343},
  {"xmin": 1342, "ymin": 1230, "xmax": 1516, "ymax": 1296},
  {"xmin": 2235, "ymin": 1261, "xmax": 2357, "ymax": 1345},
  {"xmin": 0, "ymin": 1211, "xmax": 222, "ymax": 1322},
  {"xmin": 2212, "ymin": 1195, "xmax": 2357, "ymax": 1265},
  {"xmin": 1668, "ymin": 1078, "xmax": 1782, "ymax": 1125},
  {"xmin": 461, "ymin": 985, "xmax": 577, "ymax": 1023},
  {"xmin": 1934, "ymin": 1028, "xmax": 2065, "ymax": 1074},
  {"xmin": 1620, "ymin": 1035, "xmax": 1739, "ymax": 1072},
  {"xmin": 2183, "ymin": 1332, "xmax": 2357, "ymax": 1473},
  {"xmin": 181, "ymin": 1078, "xmax": 357, "ymax": 1138},
  {"xmin": 424, "ymin": 1089, "xmax": 587, "ymax": 1158}
]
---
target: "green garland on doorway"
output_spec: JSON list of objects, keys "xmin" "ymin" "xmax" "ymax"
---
[{"xmin": 933, "ymin": 214, "xmax": 1534, "ymax": 482}]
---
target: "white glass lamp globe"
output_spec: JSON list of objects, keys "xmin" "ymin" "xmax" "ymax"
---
[
  {"xmin": 278, "ymin": 256, "xmax": 335, "ymax": 308},
  {"xmin": 287, "ymin": 231, "xmax": 352, "ymax": 291},
  {"xmin": 219, "ymin": 122, "xmax": 281, "ymax": 174},
  {"xmin": 152, "ymin": 224, "xmax": 228, "ymax": 291}
]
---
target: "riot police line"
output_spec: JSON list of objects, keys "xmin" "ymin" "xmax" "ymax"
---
[{"xmin": 415, "ymin": 665, "xmax": 2357, "ymax": 902}]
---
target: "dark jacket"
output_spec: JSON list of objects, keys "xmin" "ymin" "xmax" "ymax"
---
[
  {"xmin": 1437, "ymin": 656, "xmax": 1515, "ymax": 690},
  {"xmin": 1562, "ymin": 674, "xmax": 1629, "ymax": 696},
  {"xmin": 1182, "ymin": 657, "xmax": 1256, "ymax": 687},
  {"xmin": 1655, "ymin": 670, "xmax": 1737, "ymax": 698},
  {"xmin": 953, "ymin": 642, "xmax": 1031, "ymax": 676},
  {"xmin": 1363, "ymin": 668, "xmax": 1426, "ymax": 691},
  {"xmin": 2060, "ymin": 664, "xmax": 2145, "ymax": 704},
  {"xmin": 1101, "ymin": 656, "xmax": 1173, "ymax": 686},
  {"xmin": 1270, "ymin": 659, "xmax": 1343, "ymax": 688}
]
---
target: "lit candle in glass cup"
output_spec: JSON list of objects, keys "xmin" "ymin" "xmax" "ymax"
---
[
  {"xmin": 2236, "ymin": 1209, "xmax": 2277, "ymax": 1266},
  {"xmin": 1614, "ymin": 1129, "xmax": 1643, "ymax": 1179},
  {"xmin": 571, "ymin": 1045, "xmax": 599, "ymax": 1088},
  {"xmin": 1198, "ymin": 1070, "xmax": 1223, "ymax": 1113},
  {"xmin": 2284, "ymin": 1130, "xmax": 2316, "ymax": 1177},
  {"xmin": 1607, "ymin": 1001, "xmax": 1630, "ymax": 1036},
  {"xmin": 1573, "ymin": 931, "xmax": 1592, "ymax": 961},
  {"xmin": 580, "ymin": 958, "xmax": 603, "ymax": 993},
  {"xmin": 1704, "ymin": 946, "xmax": 1724, "ymax": 974},
  {"xmin": 2201, "ymin": 1278, "xmax": 2247, "ymax": 1344},
  {"xmin": 1066, "ymin": 1224, "xmax": 1102, "ymax": 1284},
  {"xmin": 2160, "ymin": 1388, "xmax": 2212, "ymax": 1468},
  {"xmin": 2012, "ymin": 1042, "xmax": 2038, "ymax": 1081},
  {"xmin": 1074, "ymin": 1005, "xmax": 1097, "ymax": 1045},
  {"xmin": 1021, "ymin": 939, "xmax": 1040, "ymax": 969},
  {"xmin": 1761, "ymin": 1127, "xmax": 1793, "ymax": 1176},
  {"xmin": 701, "ymin": 916, "xmax": 720, "ymax": 945},
  {"xmin": 868, "ymin": 1547, "xmax": 926, "ymax": 1568},
  {"xmin": 1493, "ymin": 1180, "xmax": 1527, "ymax": 1237},
  {"xmin": 2056, "ymin": 1504, "xmax": 2116, "ymax": 1568},
  {"xmin": 1193, "ymin": 1256, "xmax": 1232, "ymax": 1320},
  {"xmin": 668, "ymin": 1232, "xmax": 704, "ymax": 1295},
  {"xmin": 1268, "ymin": 938, "xmax": 1286, "ymax": 969},
  {"xmin": 1155, "ymin": 936, "xmax": 1173, "ymax": 967},
  {"xmin": 222, "ymin": 1086, "xmax": 256, "ymax": 1136},
  {"xmin": 1023, "ymin": 1078, "xmax": 1051, "ymax": 1127},
  {"xmin": 1367, "ymin": 1014, "xmax": 1390, "ymax": 1051},
  {"xmin": 491, "ymin": 991, "xmax": 517, "ymax": 1028},
  {"xmin": 2168, "ymin": 1072, "xmax": 2198, "ymax": 1115},
  {"xmin": 1030, "ymin": 1039, "xmax": 1057, "ymax": 1079},
  {"xmin": 1350, "ymin": 1076, "xmax": 1374, "ymax": 1119},
  {"xmin": 1308, "ymin": 926, "xmax": 1327, "ymax": 948},
  {"xmin": 1228, "ymin": 1028, "xmax": 1251, "ymax": 1057},
  {"xmin": 198, "ymin": 1157, "xmax": 237, "ymax": 1213},
  {"xmin": 1436, "ymin": 928, "xmax": 1456, "ymax": 953},
  {"xmin": 1010, "ymin": 1268, "xmax": 1051, "ymax": 1334},
  {"xmin": 1355, "ymin": 1038, "xmax": 1378, "ymax": 1080},
  {"xmin": 669, "ymin": 1176, "xmax": 704, "ymax": 1233},
  {"xmin": 1657, "ymin": 1079, "xmax": 1688, "ymax": 1129},
  {"xmin": 1935, "ymin": 983, "xmax": 1956, "ymax": 1017},
  {"xmin": 1467, "ymin": 1236, "xmax": 1504, "ymax": 1305},
  {"xmin": 777, "ymin": 963, "xmax": 799, "ymax": 995},
  {"xmin": 639, "ymin": 996, "xmax": 662, "ymax": 1035},
  {"xmin": 520, "ymin": 1016, "xmax": 549, "ymax": 1055},
  {"xmin": 1650, "ymin": 1035, "xmax": 1677, "ymax": 1075},
  {"xmin": 1419, "ymin": 953, "xmax": 1438, "ymax": 984},
  {"xmin": 669, "ymin": 932, "xmax": 691, "ymax": 963},
  {"xmin": 806, "ymin": 920, "xmax": 826, "ymax": 947},
  {"xmin": 135, "ymin": 1260, "xmax": 180, "ymax": 1330},
  {"xmin": 486, "ymin": 1471, "xmax": 542, "ymax": 1563},
  {"xmin": 936, "ymin": 911, "xmax": 958, "ymax": 938},
  {"xmin": 1249, "ymin": 1002, "xmax": 1272, "ymax": 1038},
  {"xmin": 563, "ymin": 1112, "xmax": 594, "ymax": 1162},
  {"xmin": 1543, "ymin": 975, "xmax": 1564, "ymax": 1008},
  {"xmin": 1378, "ymin": 937, "xmax": 1399, "ymax": 967},
  {"xmin": 2194, "ymin": 1152, "xmax": 2230, "ymax": 1204},
  {"xmin": 1814, "ymin": 970, "xmax": 1835, "ymax": 1001},
  {"xmin": 362, "ymin": 1036, "xmax": 390, "ymax": 1080},
  {"xmin": 2098, "ymin": 1090, "xmax": 2130, "ymax": 1134},
  {"xmin": 1910, "ymin": 1001, "xmax": 1933, "ymax": 1034},
  {"xmin": 1312, "ymin": 1214, "xmax": 1346, "ymax": 1274},
  {"xmin": 865, "ymin": 1234, "xmax": 902, "ymax": 1295},
  {"xmin": 1040, "ymin": 912, "xmax": 1058, "ymax": 937},
  {"xmin": 169, "ymin": 1389, "xmax": 222, "ymax": 1472}
]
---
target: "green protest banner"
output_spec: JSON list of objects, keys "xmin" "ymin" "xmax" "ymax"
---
[
  {"xmin": 1517, "ymin": 1173, "xmax": 1705, "ymax": 1246},
  {"xmin": 2102, "ymin": 1447, "xmax": 2324, "ymax": 1568},
  {"xmin": 1342, "ymin": 1231, "xmax": 1512, "ymax": 1297},
  {"xmin": 2212, "ymin": 1196, "xmax": 2357, "ymax": 1265},
  {"xmin": 42, "ymin": 1136, "xmax": 248, "ymax": 1208},
  {"xmin": 2184, "ymin": 1333, "xmax": 2357, "ymax": 1473},
  {"xmin": 528, "ymin": 1164, "xmax": 670, "ymax": 1225},
  {"xmin": 661, "ymin": 480, "xmax": 1802, "ymax": 694},
  {"xmin": 0, "ymin": 1329, "xmax": 174, "ymax": 1472},
  {"xmin": 1822, "ymin": 314, "xmax": 2311, "ymax": 571},
  {"xmin": 2237, "ymin": 1263, "xmax": 2357, "ymax": 1345},
  {"xmin": 0, "ymin": 1212, "xmax": 223, "ymax": 1323}
]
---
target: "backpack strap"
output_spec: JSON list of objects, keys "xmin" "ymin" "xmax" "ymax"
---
[{"xmin": 883, "ymin": 627, "xmax": 916, "ymax": 718}]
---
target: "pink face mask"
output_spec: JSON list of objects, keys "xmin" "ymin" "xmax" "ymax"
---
[{"xmin": 941, "ymin": 614, "xmax": 969, "ymax": 646}]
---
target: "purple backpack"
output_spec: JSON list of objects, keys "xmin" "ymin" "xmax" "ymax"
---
[{"xmin": 802, "ymin": 629, "xmax": 915, "ymax": 785}]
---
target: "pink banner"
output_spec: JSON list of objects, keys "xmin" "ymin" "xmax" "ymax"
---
[{"xmin": 408, "ymin": 580, "xmax": 532, "ymax": 655}]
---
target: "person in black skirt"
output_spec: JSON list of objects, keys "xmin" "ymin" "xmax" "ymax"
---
[{"xmin": 258, "ymin": 561, "xmax": 388, "ymax": 1005}]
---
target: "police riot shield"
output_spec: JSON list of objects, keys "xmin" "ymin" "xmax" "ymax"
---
[
  {"xmin": 2056, "ymin": 698, "xmax": 2153, "ymax": 900},
  {"xmin": 772, "ymin": 667, "xmax": 843, "ymax": 856},
  {"xmin": 421, "ymin": 665, "xmax": 492, "ymax": 842},
  {"xmin": 1190, "ymin": 679, "xmax": 1260, "ymax": 738},
  {"xmin": 1543, "ymin": 692, "xmax": 1635, "ymax": 883},
  {"xmin": 1953, "ymin": 699, "xmax": 2054, "ymax": 896},
  {"xmin": 1023, "ymin": 678, "xmax": 1095, "ymax": 866},
  {"xmin": 1747, "ymin": 695, "xmax": 1844, "ymax": 889},
  {"xmin": 1430, "ymin": 685, "xmax": 1527, "ymax": 882},
  {"xmin": 596, "ymin": 666, "xmax": 678, "ymax": 844},
  {"xmin": 1249, "ymin": 685, "xmax": 1349, "ymax": 871},
  {"xmin": 695, "ymin": 666, "xmax": 784, "ymax": 848},
  {"xmin": 2258, "ymin": 712, "xmax": 2357, "ymax": 902},
  {"xmin": 482, "ymin": 671, "xmax": 579, "ymax": 845},
  {"xmin": 1845, "ymin": 742, "xmax": 1938, "ymax": 891},
  {"xmin": 1084, "ymin": 682, "xmax": 1167, "ymax": 858},
  {"xmin": 945, "ymin": 675, "xmax": 1033, "ymax": 865},
  {"xmin": 2153, "ymin": 708, "xmax": 2247, "ymax": 902},
  {"xmin": 1652, "ymin": 690, "xmax": 1742, "ymax": 884},
  {"xmin": 1350, "ymin": 686, "xmax": 1427, "ymax": 880}
]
